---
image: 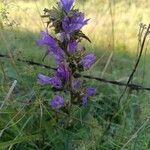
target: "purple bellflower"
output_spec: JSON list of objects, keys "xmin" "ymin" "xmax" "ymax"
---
[
  {"xmin": 37, "ymin": 31, "xmax": 57, "ymax": 46},
  {"xmin": 38, "ymin": 74, "xmax": 52, "ymax": 85},
  {"xmin": 82, "ymin": 96, "xmax": 88, "ymax": 105},
  {"xmin": 86, "ymin": 87, "xmax": 96, "ymax": 96},
  {"xmin": 38, "ymin": 74, "xmax": 62, "ymax": 89},
  {"xmin": 80, "ymin": 53, "xmax": 96, "ymax": 70},
  {"xmin": 49, "ymin": 76, "xmax": 62, "ymax": 89},
  {"xmin": 56, "ymin": 63, "xmax": 70, "ymax": 81},
  {"xmin": 37, "ymin": 31, "xmax": 64, "ymax": 64},
  {"xmin": 68, "ymin": 40, "xmax": 77, "ymax": 53},
  {"xmin": 60, "ymin": 0, "xmax": 74, "ymax": 12},
  {"xmin": 62, "ymin": 12, "xmax": 89, "ymax": 34},
  {"xmin": 50, "ymin": 95, "xmax": 65, "ymax": 109},
  {"xmin": 73, "ymin": 80, "xmax": 81, "ymax": 89},
  {"xmin": 37, "ymin": 0, "xmax": 97, "ymax": 110},
  {"xmin": 81, "ymin": 87, "xmax": 96, "ymax": 105}
]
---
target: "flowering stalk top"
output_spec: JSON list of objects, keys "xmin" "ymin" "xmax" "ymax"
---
[
  {"xmin": 37, "ymin": 0, "xmax": 96, "ymax": 111},
  {"xmin": 60, "ymin": 0, "xmax": 74, "ymax": 12}
]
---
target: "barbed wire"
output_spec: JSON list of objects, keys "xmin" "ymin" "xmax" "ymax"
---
[{"xmin": 1, "ymin": 52, "xmax": 150, "ymax": 91}]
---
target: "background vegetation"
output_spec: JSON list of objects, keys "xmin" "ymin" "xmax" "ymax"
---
[{"xmin": 0, "ymin": 0, "xmax": 150, "ymax": 149}]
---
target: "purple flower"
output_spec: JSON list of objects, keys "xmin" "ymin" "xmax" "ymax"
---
[
  {"xmin": 81, "ymin": 87, "xmax": 96, "ymax": 105},
  {"xmin": 38, "ymin": 74, "xmax": 62, "ymax": 89},
  {"xmin": 80, "ymin": 53, "xmax": 96, "ymax": 70},
  {"xmin": 38, "ymin": 74, "xmax": 52, "ymax": 85},
  {"xmin": 82, "ymin": 96, "xmax": 88, "ymax": 105},
  {"xmin": 37, "ymin": 1, "xmax": 97, "ymax": 110},
  {"xmin": 37, "ymin": 30, "xmax": 64, "ymax": 64},
  {"xmin": 50, "ymin": 95, "xmax": 65, "ymax": 109},
  {"xmin": 68, "ymin": 40, "xmax": 77, "ymax": 53},
  {"xmin": 62, "ymin": 12, "xmax": 89, "ymax": 34},
  {"xmin": 86, "ymin": 87, "xmax": 96, "ymax": 96},
  {"xmin": 56, "ymin": 64, "xmax": 70, "ymax": 81},
  {"xmin": 37, "ymin": 31, "xmax": 58, "ymax": 48},
  {"xmin": 60, "ymin": 0, "xmax": 74, "ymax": 12},
  {"xmin": 50, "ymin": 76, "xmax": 62, "ymax": 89},
  {"xmin": 73, "ymin": 80, "xmax": 81, "ymax": 89}
]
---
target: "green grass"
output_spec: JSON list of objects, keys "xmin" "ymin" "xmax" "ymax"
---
[{"xmin": 0, "ymin": 0, "xmax": 150, "ymax": 149}]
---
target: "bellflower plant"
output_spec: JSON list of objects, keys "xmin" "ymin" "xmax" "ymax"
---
[{"xmin": 37, "ymin": 0, "xmax": 96, "ymax": 120}]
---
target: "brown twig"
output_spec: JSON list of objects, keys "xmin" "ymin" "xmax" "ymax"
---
[
  {"xmin": 117, "ymin": 24, "xmax": 150, "ymax": 105},
  {"xmin": 99, "ymin": 24, "xmax": 150, "ymax": 141}
]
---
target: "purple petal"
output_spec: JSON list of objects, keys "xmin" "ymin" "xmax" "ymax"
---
[
  {"xmin": 38, "ymin": 74, "xmax": 62, "ymax": 89},
  {"xmin": 49, "ymin": 76, "xmax": 62, "ymax": 89},
  {"xmin": 80, "ymin": 53, "xmax": 96, "ymax": 70},
  {"xmin": 62, "ymin": 12, "xmax": 89, "ymax": 34},
  {"xmin": 56, "ymin": 64, "xmax": 70, "ymax": 81},
  {"xmin": 73, "ymin": 80, "xmax": 81, "ymax": 89},
  {"xmin": 38, "ymin": 74, "xmax": 52, "ymax": 85},
  {"xmin": 82, "ymin": 96, "xmax": 88, "ymax": 105},
  {"xmin": 86, "ymin": 87, "xmax": 96, "ymax": 96},
  {"xmin": 68, "ymin": 40, "xmax": 77, "ymax": 53},
  {"xmin": 50, "ymin": 95, "xmax": 65, "ymax": 109},
  {"xmin": 60, "ymin": 0, "xmax": 74, "ymax": 12},
  {"xmin": 37, "ymin": 31, "xmax": 57, "ymax": 47},
  {"xmin": 37, "ymin": 30, "xmax": 65, "ymax": 64}
]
